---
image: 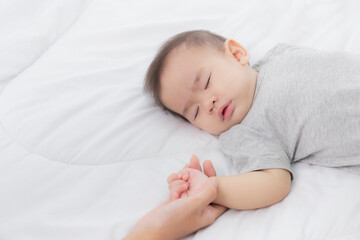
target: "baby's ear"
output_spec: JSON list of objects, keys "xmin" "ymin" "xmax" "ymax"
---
[{"xmin": 224, "ymin": 39, "xmax": 250, "ymax": 65}]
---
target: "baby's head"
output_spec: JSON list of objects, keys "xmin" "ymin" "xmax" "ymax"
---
[{"xmin": 145, "ymin": 30, "xmax": 258, "ymax": 135}]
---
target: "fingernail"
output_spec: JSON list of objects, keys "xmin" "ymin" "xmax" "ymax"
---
[{"xmin": 177, "ymin": 173, "xmax": 182, "ymax": 178}]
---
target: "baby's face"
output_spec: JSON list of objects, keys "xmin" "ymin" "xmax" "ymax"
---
[{"xmin": 159, "ymin": 41, "xmax": 258, "ymax": 135}]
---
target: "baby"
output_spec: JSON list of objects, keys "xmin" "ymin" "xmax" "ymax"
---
[{"xmin": 144, "ymin": 30, "xmax": 360, "ymax": 210}]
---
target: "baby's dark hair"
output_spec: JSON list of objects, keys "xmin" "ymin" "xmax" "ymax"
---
[{"xmin": 144, "ymin": 30, "xmax": 226, "ymax": 116}]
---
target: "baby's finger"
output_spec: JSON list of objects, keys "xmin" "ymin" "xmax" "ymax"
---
[
  {"xmin": 170, "ymin": 191, "xmax": 180, "ymax": 201},
  {"xmin": 179, "ymin": 169, "xmax": 190, "ymax": 181},
  {"xmin": 180, "ymin": 191, "xmax": 189, "ymax": 198},
  {"xmin": 167, "ymin": 172, "xmax": 182, "ymax": 184},
  {"xmin": 190, "ymin": 155, "xmax": 202, "ymax": 171},
  {"xmin": 168, "ymin": 179, "xmax": 187, "ymax": 191},
  {"xmin": 169, "ymin": 183, "xmax": 189, "ymax": 201}
]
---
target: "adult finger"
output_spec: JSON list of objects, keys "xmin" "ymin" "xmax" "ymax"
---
[
  {"xmin": 189, "ymin": 154, "xmax": 202, "ymax": 171},
  {"xmin": 203, "ymin": 160, "xmax": 217, "ymax": 177},
  {"xmin": 203, "ymin": 204, "xmax": 228, "ymax": 226},
  {"xmin": 209, "ymin": 204, "xmax": 227, "ymax": 219}
]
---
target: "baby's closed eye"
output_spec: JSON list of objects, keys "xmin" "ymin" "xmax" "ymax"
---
[{"xmin": 204, "ymin": 73, "xmax": 211, "ymax": 89}]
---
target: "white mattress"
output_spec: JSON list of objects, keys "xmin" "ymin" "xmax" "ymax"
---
[{"xmin": 0, "ymin": 0, "xmax": 360, "ymax": 239}]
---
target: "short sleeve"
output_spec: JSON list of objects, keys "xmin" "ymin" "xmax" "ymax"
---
[
  {"xmin": 252, "ymin": 43, "xmax": 301, "ymax": 72},
  {"xmin": 219, "ymin": 124, "xmax": 292, "ymax": 177}
]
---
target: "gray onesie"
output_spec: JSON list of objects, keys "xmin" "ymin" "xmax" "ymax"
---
[{"xmin": 219, "ymin": 44, "xmax": 360, "ymax": 176}]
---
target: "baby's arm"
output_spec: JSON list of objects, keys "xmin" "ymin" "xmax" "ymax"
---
[
  {"xmin": 168, "ymin": 156, "xmax": 291, "ymax": 210},
  {"xmin": 213, "ymin": 169, "xmax": 291, "ymax": 210}
]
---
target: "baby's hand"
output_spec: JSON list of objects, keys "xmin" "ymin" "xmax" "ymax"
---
[
  {"xmin": 168, "ymin": 168, "xmax": 212, "ymax": 201},
  {"xmin": 167, "ymin": 155, "xmax": 217, "ymax": 201},
  {"xmin": 167, "ymin": 171, "xmax": 190, "ymax": 201}
]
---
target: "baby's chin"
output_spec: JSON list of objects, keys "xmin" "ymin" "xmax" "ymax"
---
[
  {"xmin": 202, "ymin": 126, "xmax": 231, "ymax": 136},
  {"xmin": 204, "ymin": 119, "xmax": 243, "ymax": 135}
]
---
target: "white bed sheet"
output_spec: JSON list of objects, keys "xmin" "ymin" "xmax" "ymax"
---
[
  {"xmin": 0, "ymin": 0, "xmax": 360, "ymax": 239},
  {"xmin": 0, "ymin": 0, "xmax": 91, "ymax": 92}
]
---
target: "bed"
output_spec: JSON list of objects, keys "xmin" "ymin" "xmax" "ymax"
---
[{"xmin": 1, "ymin": 0, "xmax": 360, "ymax": 239}]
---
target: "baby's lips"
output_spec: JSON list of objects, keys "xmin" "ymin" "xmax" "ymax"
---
[{"xmin": 218, "ymin": 101, "xmax": 231, "ymax": 120}]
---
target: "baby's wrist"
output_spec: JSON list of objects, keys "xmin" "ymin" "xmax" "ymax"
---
[
  {"xmin": 210, "ymin": 176, "xmax": 222, "ymax": 204},
  {"xmin": 210, "ymin": 176, "xmax": 217, "ymax": 187},
  {"xmin": 210, "ymin": 176, "xmax": 219, "ymax": 192}
]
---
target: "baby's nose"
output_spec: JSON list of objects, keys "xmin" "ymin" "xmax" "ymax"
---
[{"xmin": 205, "ymin": 97, "xmax": 217, "ymax": 113}]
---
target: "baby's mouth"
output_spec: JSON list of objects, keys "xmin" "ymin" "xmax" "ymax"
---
[
  {"xmin": 218, "ymin": 101, "xmax": 233, "ymax": 120},
  {"xmin": 222, "ymin": 106, "xmax": 228, "ymax": 117}
]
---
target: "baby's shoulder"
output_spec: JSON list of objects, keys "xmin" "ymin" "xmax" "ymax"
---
[{"xmin": 253, "ymin": 44, "xmax": 308, "ymax": 71}]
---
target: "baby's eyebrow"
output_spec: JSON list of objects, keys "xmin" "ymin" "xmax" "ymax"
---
[{"xmin": 182, "ymin": 68, "xmax": 203, "ymax": 117}]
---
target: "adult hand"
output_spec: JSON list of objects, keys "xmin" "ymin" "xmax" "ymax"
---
[
  {"xmin": 124, "ymin": 171, "xmax": 225, "ymax": 240},
  {"xmin": 124, "ymin": 156, "xmax": 227, "ymax": 240}
]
